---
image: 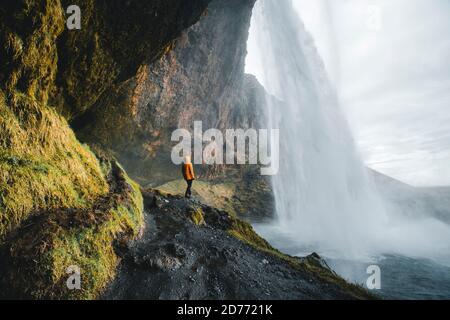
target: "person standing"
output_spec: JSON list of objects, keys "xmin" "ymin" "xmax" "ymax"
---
[{"xmin": 182, "ymin": 156, "xmax": 195, "ymax": 198}]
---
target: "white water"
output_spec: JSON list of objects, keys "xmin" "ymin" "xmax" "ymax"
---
[{"xmin": 247, "ymin": 0, "xmax": 450, "ymax": 262}]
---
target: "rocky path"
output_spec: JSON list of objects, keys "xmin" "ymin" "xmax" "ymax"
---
[{"xmin": 103, "ymin": 190, "xmax": 374, "ymax": 300}]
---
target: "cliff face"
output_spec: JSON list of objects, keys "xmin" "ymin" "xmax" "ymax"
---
[
  {"xmin": 0, "ymin": 0, "xmax": 212, "ymax": 236},
  {"xmin": 52, "ymin": 0, "xmax": 212, "ymax": 119},
  {"xmin": 0, "ymin": 0, "xmax": 107, "ymax": 241},
  {"xmin": 73, "ymin": 0, "xmax": 263, "ymax": 185},
  {"xmin": 0, "ymin": 0, "xmax": 211, "ymax": 299},
  {"xmin": 103, "ymin": 190, "xmax": 374, "ymax": 300},
  {"xmin": 0, "ymin": 0, "xmax": 371, "ymax": 300}
]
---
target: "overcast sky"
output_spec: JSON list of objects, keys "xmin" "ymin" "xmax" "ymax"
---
[{"xmin": 246, "ymin": 0, "xmax": 450, "ymax": 187}]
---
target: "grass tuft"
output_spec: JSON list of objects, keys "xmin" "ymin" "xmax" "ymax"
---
[
  {"xmin": 189, "ymin": 206, "xmax": 205, "ymax": 226},
  {"xmin": 226, "ymin": 216, "xmax": 376, "ymax": 299},
  {"xmin": 0, "ymin": 161, "xmax": 144, "ymax": 299}
]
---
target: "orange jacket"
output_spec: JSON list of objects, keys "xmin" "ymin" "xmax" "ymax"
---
[{"xmin": 182, "ymin": 163, "xmax": 195, "ymax": 181}]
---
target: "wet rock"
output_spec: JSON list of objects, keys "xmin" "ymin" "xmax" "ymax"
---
[
  {"xmin": 102, "ymin": 190, "xmax": 375, "ymax": 300},
  {"xmin": 74, "ymin": 0, "xmax": 262, "ymax": 187},
  {"xmin": 301, "ymin": 252, "xmax": 338, "ymax": 276}
]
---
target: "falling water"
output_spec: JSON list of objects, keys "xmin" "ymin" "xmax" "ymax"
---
[{"xmin": 247, "ymin": 0, "xmax": 450, "ymax": 261}]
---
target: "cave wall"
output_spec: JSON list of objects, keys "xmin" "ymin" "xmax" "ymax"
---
[
  {"xmin": 52, "ymin": 0, "xmax": 212, "ymax": 119},
  {"xmin": 0, "ymin": 0, "xmax": 212, "ymax": 298},
  {"xmin": 0, "ymin": 0, "xmax": 108, "ymax": 240},
  {"xmin": 73, "ymin": 0, "xmax": 264, "ymax": 185},
  {"xmin": 0, "ymin": 0, "xmax": 213, "ymax": 233}
]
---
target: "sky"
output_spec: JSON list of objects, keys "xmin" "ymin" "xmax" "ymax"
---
[{"xmin": 246, "ymin": 0, "xmax": 450, "ymax": 187}]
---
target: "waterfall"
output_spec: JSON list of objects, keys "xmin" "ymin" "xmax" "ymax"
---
[{"xmin": 247, "ymin": 0, "xmax": 450, "ymax": 261}]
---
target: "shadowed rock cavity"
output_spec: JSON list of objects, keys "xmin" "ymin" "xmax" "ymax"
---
[{"xmin": 72, "ymin": 0, "xmax": 267, "ymax": 186}]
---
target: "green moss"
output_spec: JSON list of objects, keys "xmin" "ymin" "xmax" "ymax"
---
[
  {"xmin": 227, "ymin": 217, "xmax": 375, "ymax": 299},
  {"xmin": 228, "ymin": 219, "xmax": 272, "ymax": 251},
  {"xmin": 189, "ymin": 206, "xmax": 205, "ymax": 226},
  {"xmin": 0, "ymin": 0, "xmax": 110, "ymax": 239},
  {"xmin": 45, "ymin": 178, "xmax": 143, "ymax": 300},
  {"xmin": 52, "ymin": 0, "xmax": 212, "ymax": 119},
  {"xmin": 1, "ymin": 0, "xmax": 65, "ymax": 103},
  {"xmin": 2, "ymin": 163, "xmax": 144, "ymax": 300},
  {"xmin": 157, "ymin": 179, "xmax": 238, "ymax": 216},
  {"xmin": 153, "ymin": 188, "xmax": 174, "ymax": 198},
  {"xmin": 52, "ymin": 0, "xmax": 119, "ymax": 118},
  {"xmin": 0, "ymin": 92, "xmax": 109, "ymax": 240},
  {"xmin": 0, "ymin": 0, "xmax": 209, "ymax": 300}
]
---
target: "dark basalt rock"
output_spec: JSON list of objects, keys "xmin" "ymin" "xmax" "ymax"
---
[
  {"xmin": 52, "ymin": 0, "xmax": 213, "ymax": 119},
  {"xmin": 103, "ymin": 190, "xmax": 375, "ymax": 300},
  {"xmin": 73, "ymin": 0, "xmax": 263, "ymax": 186},
  {"xmin": 0, "ymin": 0, "xmax": 375, "ymax": 300},
  {"xmin": 0, "ymin": 0, "xmax": 214, "ymax": 299}
]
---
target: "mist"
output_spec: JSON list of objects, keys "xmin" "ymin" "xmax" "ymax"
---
[
  {"xmin": 247, "ymin": 0, "xmax": 450, "ymax": 187},
  {"xmin": 246, "ymin": 0, "xmax": 450, "ymax": 264}
]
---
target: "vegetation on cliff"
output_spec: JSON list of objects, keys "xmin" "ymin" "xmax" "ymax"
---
[
  {"xmin": 72, "ymin": 0, "xmax": 259, "ymax": 186},
  {"xmin": 103, "ymin": 190, "xmax": 375, "ymax": 300},
  {"xmin": 1, "ymin": 0, "xmax": 374, "ymax": 300},
  {"xmin": 227, "ymin": 216, "xmax": 374, "ymax": 300},
  {"xmin": 0, "ymin": 0, "xmax": 109, "ymax": 240},
  {"xmin": 0, "ymin": 160, "xmax": 143, "ymax": 299},
  {"xmin": 156, "ymin": 165, "xmax": 274, "ymax": 219},
  {"xmin": 53, "ymin": 0, "xmax": 212, "ymax": 119},
  {"xmin": 0, "ymin": 0, "xmax": 211, "ymax": 299}
]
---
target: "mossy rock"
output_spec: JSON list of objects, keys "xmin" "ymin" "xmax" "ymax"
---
[
  {"xmin": 226, "ymin": 216, "xmax": 375, "ymax": 299},
  {"xmin": 0, "ymin": 0, "xmax": 211, "ymax": 300},
  {"xmin": 0, "ymin": 0, "xmax": 110, "ymax": 239},
  {"xmin": 0, "ymin": 91, "xmax": 110, "ymax": 240},
  {"xmin": 53, "ymin": 0, "xmax": 212, "ymax": 119},
  {"xmin": 157, "ymin": 179, "xmax": 239, "ymax": 217},
  {"xmin": 228, "ymin": 218, "xmax": 272, "ymax": 251},
  {"xmin": 0, "ymin": 161, "xmax": 143, "ymax": 299},
  {"xmin": 189, "ymin": 206, "xmax": 205, "ymax": 226}
]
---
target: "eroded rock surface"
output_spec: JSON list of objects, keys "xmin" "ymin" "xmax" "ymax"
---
[
  {"xmin": 103, "ymin": 190, "xmax": 374, "ymax": 300},
  {"xmin": 74, "ymin": 0, "xmax": 264, "ymax": 186}
]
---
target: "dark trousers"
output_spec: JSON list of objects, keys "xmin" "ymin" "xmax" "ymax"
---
[{"xmin": 185, "ymin": 179, "xmax": 193, "ymax": 198}]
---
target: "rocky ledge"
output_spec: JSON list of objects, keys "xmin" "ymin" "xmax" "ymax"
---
[{"xmin": 103, "ymin": 190, "xmax": 375, "ymax": 300}]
